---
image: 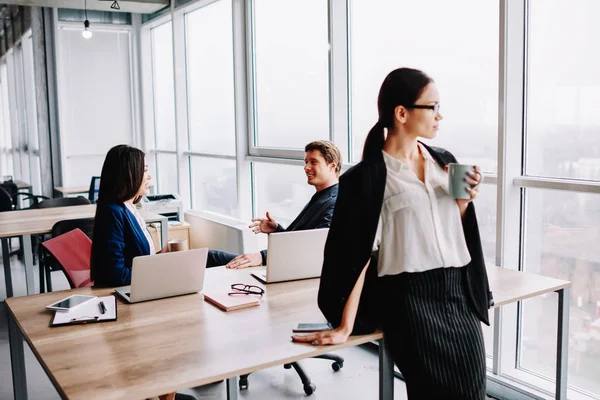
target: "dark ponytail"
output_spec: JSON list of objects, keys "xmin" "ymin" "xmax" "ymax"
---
[
  {"xmin": 362, "ymin": 120, "xmax": 386, "ymax": 160},
  {"xmin": 361, "ymin": 68, "xmax": 433, "ymax": 161}
]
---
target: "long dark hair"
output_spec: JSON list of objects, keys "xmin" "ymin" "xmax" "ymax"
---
[
  {"xmin": 96, "ymin": 144, "xmax": 145, "ymax": 206},
  {"xmin": 362, "ymin": 68, "xmax": 433, "ymax": 160}
]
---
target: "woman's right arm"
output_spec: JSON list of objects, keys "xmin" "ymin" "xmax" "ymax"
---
[{"xmin": 292, "ymin": 260, "xmax": 370, "ymax": 345}]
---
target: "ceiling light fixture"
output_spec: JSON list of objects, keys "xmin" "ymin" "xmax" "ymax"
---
[{"xmin": 82, "ymin": 0, "xmax": 92, "ymax": 39}]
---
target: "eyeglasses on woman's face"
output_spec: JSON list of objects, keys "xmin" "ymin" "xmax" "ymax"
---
[{"xmin": 407, "ymin": 103, "xmax": 440, "ymax": 113}]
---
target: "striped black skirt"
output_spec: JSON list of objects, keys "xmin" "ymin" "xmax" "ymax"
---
[{"xmin": 379, "ymin": 266, "xmax": 486, "ymax": 400}]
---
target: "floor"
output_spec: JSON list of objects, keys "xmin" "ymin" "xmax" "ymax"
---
[{"xmin": 0, "ymin": 246, "xmax": 411, "ymax": 400}]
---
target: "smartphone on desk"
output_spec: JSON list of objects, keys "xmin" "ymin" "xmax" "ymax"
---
[
  {"xmin": 293, "ymin": 322, "xmax": 333, "ymax": 333},
  {"xmin": 45, "ymin": 295, "xmax": 97, "ymax": 311}
]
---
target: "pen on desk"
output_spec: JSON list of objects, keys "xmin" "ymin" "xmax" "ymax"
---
[{"xmin": 98, "ymin": 300, "xmax": 107, "ymax": 314}]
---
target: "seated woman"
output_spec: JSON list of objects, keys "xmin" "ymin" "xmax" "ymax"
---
[{"xmin": 91, "ymin": 144, "xmax": 195, "ymax": 400}]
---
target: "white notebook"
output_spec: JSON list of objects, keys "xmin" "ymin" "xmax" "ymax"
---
[{"xmin": 51, "ymin": 295, "xmax": 117, "ymax": 326}]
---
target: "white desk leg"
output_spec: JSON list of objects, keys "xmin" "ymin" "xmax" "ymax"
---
[
  {"xmin": 226, "ymin": 377, "xmax": 238, "ymax": 400},
  {"xmin": 555, "ymin": 287, "xmax": 570, "ymax": 400},
  {"xmin": 2, "ymin": 238, "xmax": 14, "ymax": 298},
  {"xmin": 22, "ymin": 235, "xmax": 35, "ymax": 295},
  {"xmin": 8, "ymin": 308, "xmax": 27, "ymax": 399},
  {"xmin": 379, "ymin": 337, "xmax": 394, "ymax": 400},
  {"xmin": 160, "ymin": 220, "xmax": 168, "ymax": 249}
]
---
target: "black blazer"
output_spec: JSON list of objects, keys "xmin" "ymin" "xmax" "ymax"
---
[
  {"xmin": 318, "ymin": 144, "xmax": 493, "ymax": 334},
  {"xmin": 260, "ymin": 183, "xmax": 339, "ymax": 265}
]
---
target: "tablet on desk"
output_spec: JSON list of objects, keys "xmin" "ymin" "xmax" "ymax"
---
[{"xmin": 45, "ymin": 295, "xmax": 96, "ymax": 311}]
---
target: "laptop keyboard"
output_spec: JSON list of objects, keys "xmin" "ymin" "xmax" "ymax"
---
[{"xmin": 125, "ymin": 292, "xmax": 130, "ymax": 297}]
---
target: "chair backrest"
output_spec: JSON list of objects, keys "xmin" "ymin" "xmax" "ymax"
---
[
  {"xmin": 41, "ymin": 228, "xmax": 93, "ymax": 289},
  {"xmin": 0, "ymin": 186, "xmax": 14, "ymax": 212},
  {"xmin": 0, "ymin": 181, "xmax": 18, "ymax": 197},
  {"xmin": 33, "ymin": 196, "xmax": 91, "ymax": 209},
  {"xmin": 88, "ymin": 176, "xmax": 101, "ymax": 204},
  {"xmin": 51, "ymin": 217, "xmax": 95, "ymax": 240}
]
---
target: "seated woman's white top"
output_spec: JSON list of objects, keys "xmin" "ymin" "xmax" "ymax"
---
[
  {"xmin": 124, "ymin": 201, "xmax": 156, "ymax": 255},
  {"xmin": 373, "ymin": 144, "xmax": 471, "ymax": 277}
]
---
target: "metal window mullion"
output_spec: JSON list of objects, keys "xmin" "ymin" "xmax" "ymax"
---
[
  {"xmin": 183, "ymin": 151, "xmax": 236, "ymax": 161},
  {"xmin": 130, "ymin": 14, "xmax": 144, "ymax": 150},
  {"xmin": 171, "ymin": 6, "xmax": 191, "ymax": 209},
  {"xmin": 514, "ymin": 176, "xmax": 600, "ymax": 193},
  {"xmin": 246, "ymin": 0, "xmax": 259, "ymax": 156},
  {"xmin": 232, "ymin": 0, "xmax": 252, "ymax": 221},
  {"xmin": 495, "ymin": 0, "xmax": 527, "ymax": 378},
  {"xmin": 328, "ymin": 0, "xmax": 349, "ymax": 164}
]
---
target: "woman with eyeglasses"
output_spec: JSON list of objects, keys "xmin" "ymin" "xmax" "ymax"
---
[{"xmin": 293, "ymin": 68, "xmax": 493, "ymax": 399}]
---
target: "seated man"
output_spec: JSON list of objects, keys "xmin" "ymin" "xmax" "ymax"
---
[{"xmin": 206, "ymin": 140, "xmax": 341, "ymax": 268}]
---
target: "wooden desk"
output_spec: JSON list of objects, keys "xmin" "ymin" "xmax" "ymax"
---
[
  {"xmin": 5, "ymin": 267, "xmax": 391, "ymax": 400},
  {"xmin": 53, "ymin": 186, "xmax": 89, "ymax": 196},
  {"xmin": 0, "ymin": 205, "xmax": 168, "ymax": 297},
  {"xmin": 486, "ymin": 266, "xmax": 571, "ymax": 399}
]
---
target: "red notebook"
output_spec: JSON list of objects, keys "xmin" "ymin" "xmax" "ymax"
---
[{"xmin": 203, "ymin": 292, "xmax": 260, "ymax": 312}]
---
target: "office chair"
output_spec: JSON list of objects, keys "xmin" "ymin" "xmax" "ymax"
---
[
  {"xmin": 239, "ymin": 355, "xmax": 344, "ymax": 395},
  {"xmin": 39, "ymin": 218, "xmax": 95, "ymax": 292},
  {"xmin": 0, "ymin": 185, "xmax": 49, "ymax": 259},
  {"xmin": 0, "ymin": 181, "xmax": 48, "ymax": 210},
  {"xmin": 88, "ymin": 176, "xmax": 101, "ymax": 204},
  {"xmin": 31, "ymin": 196, "xmax": 91, "ymax": 209},
  {"xmin": 40, "ymin": 228, "xmax": 94, "ymax": 290}
]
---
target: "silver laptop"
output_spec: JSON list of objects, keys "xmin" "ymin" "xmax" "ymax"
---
[
  {"xmin": 251, "ymin": 228, "xmax": 328, "ymax": 284},
  {"xmin": 115, "ymin": 248, "xmax": 208, "ymax": 303}
]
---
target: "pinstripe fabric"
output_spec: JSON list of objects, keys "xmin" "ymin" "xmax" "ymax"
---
[{"xmin": 380, "ymin": 266, "xmax": 486, "ymax": 400}]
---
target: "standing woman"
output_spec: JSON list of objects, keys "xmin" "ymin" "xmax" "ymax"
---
[{"xmin": 293, "ymin": 68, "xmax": 493, "ymax": 399}]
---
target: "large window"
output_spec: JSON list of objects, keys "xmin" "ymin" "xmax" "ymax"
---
[
  {"xmin": 151, "ymin": 21, "xmax": 176, "ymax": 151},
  {"xmin": 185, "ymin": 0, "xmax": 236, "ymax": 156},
  {"xmin": 252, "ymin": 162, "xmax": 314, "ymax": 227},
  {"xmin": 349, "ymin": 0, "xmax": 499, "ymax": 169},
  {"xmin": 526, "ymin": 0, "xmax": 600, "ymax": 181},
  {"xmin": 521, "ymin": 189, "xmax": 600, "ymax": 395},
  {"xmin": 251, "ymin": 0, "xmax": 330, "ymax": 150},
  {"xmin": 190, "ymin": 157, "xmax": 237, "ymax": 216},
  {"xmin": 185, "ymin": 0, "xmax": 238, "ymax": 215},
  {"xmin": 516, "ymin": 0, "xmax": 600, "ymax": 397},
  {"xmin": 22, "ymin": 33, "xmax": 43, "ymax": 195},
  {"xmin": 0, "ymin": 63, "xmax": 13, "ymax": 177}
]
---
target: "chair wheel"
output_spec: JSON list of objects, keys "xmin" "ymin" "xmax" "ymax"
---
[
  {"xmin": 303, "ymin": 383, "xmax": 316, "ymax": 395},
  {"xmin": 283, "ymin": 364, "xmax": 292, "ymax": 369},
  {"xmin": 332, "ymin": 361, "xmax": 343, "ymax": 371},
  {"xmin": 239, "ymin": 376, "xmax": 248, "ymax": 390}
]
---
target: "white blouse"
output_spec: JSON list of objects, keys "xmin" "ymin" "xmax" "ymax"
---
[
  {"xmin": 124, "ymin": 202, "xmax": 156, "ymax": 255},
  {"xmin": 373, "ymin": 144, "xmax": 471, "ymax": 277}
]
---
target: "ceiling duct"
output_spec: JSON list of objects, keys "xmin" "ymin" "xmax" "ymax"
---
[{"xmin": 0, "ymin": 0, "xmax": 167, "ymax": 14}]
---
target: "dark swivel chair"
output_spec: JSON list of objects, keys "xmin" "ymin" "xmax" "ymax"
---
[
  {"xmin": 239, "ymin": 354, "xmax": 344, "ymax": 395},
  {"xmin": 0, "ymin": 185, "xmax": 49, "ymax": 259},
  {"xmin": 88, "ymin": 176, "xmax": 101, "ymax": 204}
]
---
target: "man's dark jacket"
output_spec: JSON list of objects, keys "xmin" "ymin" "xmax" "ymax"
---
[{"xmin": 318, "ymin": 143, "xmax": 493, "ymax": 334}]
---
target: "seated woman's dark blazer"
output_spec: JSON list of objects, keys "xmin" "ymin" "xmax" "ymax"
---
[
  {"xmin": 91, "ymin": 202, "xmax": 151, "ymax": 287},
  {"xmin": 318, "ymin": 143, "xmax": 494, "ymax": 335}
]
